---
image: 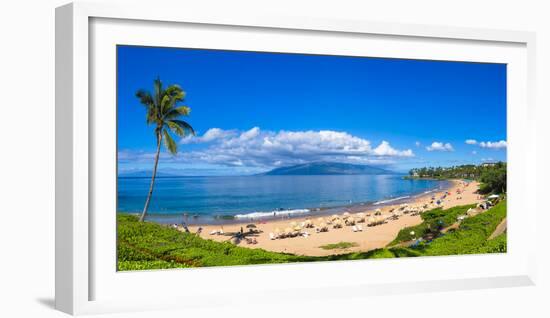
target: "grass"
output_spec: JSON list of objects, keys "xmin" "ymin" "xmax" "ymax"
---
[
  {"xmin": 117, "ymin": 214, "xmax": 322, "ymax": 270},
  {"xmin": 417, "ymin": 200, "xmax": 507, "ymax": 256},
  {"xmin": 389, "ymin": 204, "xmax": 477, "ymax": 245},
  {"xmin": 117, "ymin": 201, "xmax": 506, "ymax": 271},
  {"xmin": 319, "ymin": 242, "xmax": 358, "ymax": 250}
]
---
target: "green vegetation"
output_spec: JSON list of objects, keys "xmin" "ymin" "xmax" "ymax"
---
[
  {"xmin": 408, "ymin": 162, "xmax": 506, "ymax": 194},
  {"xmin": 390, "ymin": 204, "xmax": 476, "ymax": 245},
  {"xmin": 478, "ymin": 164, "xmax": 507, "ymax": 194},
  {"xmin": 319, "ymin": 242, "xmax": 358, "ymax": 250},
  {"xmin": 418, "ymin": 200, "xmax": 506, "ymax": 256},
  {"xmin": 117, "ymin": 214, "xmax": 317, "ymax": 270},
  {"xmin": 385, "ymin": 200, "xmax": 507, "ymax": 257},
  {"xmin": 134, "ymin": 78, "xmax": 195, "ymax": 222},
  {"xmin": 118, "ymin": 201, "xmax": 506, "ymax": 271}
]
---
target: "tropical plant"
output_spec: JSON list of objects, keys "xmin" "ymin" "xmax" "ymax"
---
[
  {"xmin": 408, "ymin": 162, "xmax": 507, "ymax": 194},
  {"xmin": 135, "ymin": 77, "xmax": 195, "ymax": 222}
]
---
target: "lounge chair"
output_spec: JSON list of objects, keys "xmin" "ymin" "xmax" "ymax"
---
[
  {"xmin": 269, "ymin": 232, "xmax": 276, "ymax": 240},
  {"xmin": 352, "ymin": 226, "xmax": 358, "ymax": 232},
  {"xmin": 357, "ymin": 225, "xmax": 363, "ymax": 231}
]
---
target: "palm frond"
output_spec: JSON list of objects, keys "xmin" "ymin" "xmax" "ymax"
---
[
  {"xmin": 168, "ymin": 119, "xmax": 195, "ymax": 136},
  {"xmin": 160, "ymin": 85, "xmax": 186, "ymax": 116},
  {"xmin": 164, "ymin": 106, "xmax": 191, "ymax": 120},
  {"xmin": 135, "ymin": 90, "xmax": 154, "ymax": 107},
  {"xmin": 166, "ymin": 121, "xmax": 185, "ymax": 137},
  {"xmin": 160, "ymin": 94, "xmax": 173, "ymax": 117},
  {"xmin": 154, "ymin": 77, "xmax": 163, "ymax": 107},
  {"xmin": 162, "ymin": 129, "xmax": 178, "ymax": 155},
  {"xmin": 146, "ymin": 106, "xmax": 158, "ymax": 125},
  {"xmin": 164, "ymin": 85, "xmax": 185, "ymax": 102}
]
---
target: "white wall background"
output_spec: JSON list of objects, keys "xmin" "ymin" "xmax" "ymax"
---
[{"xmin": 0, "ymin": 0, "xmax": 548, "ymax": 317}]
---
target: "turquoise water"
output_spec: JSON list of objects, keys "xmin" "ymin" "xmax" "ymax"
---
[{"xmin": 118, "ymin": 175, "xmax": 449, "ymax": 224}]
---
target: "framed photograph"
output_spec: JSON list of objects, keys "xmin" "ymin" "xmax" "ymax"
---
[{"xmin": 56, "ymin": 2, "xmax": 537, "ymax": 315}]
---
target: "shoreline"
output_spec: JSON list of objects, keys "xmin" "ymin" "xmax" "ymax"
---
[
  {"xmin": 181, "ymin": 179, "xmax": 481, "ymax": 256},
  {"xmin": 125, "ymin": 179, "xmax": 453, "ymax": 226}
]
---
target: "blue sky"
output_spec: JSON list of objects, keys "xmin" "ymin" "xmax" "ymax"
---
[{"xmin": 117, "ymin": 45, "xmax": 507, "ymax": 176}]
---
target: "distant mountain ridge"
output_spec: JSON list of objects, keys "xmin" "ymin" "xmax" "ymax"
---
[
  {"xmin": 260, "ymin": 162, "xmax": 396, "ymax": 176},
  {"xmin": 119, "ymin": 170, "xmax": 177, "ymax": 178}
]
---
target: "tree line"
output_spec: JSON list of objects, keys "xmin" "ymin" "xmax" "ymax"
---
[{"xmin": 408, "ymin": 162, "xmax": 506, "ymax": 194}]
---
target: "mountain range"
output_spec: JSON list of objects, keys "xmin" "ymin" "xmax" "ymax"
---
[{"xmin": 259, "ymin": 162, "xmax": 396, "ymax": 176}]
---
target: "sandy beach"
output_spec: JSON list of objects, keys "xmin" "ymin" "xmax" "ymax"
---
[{"xmin": 187, "ymin": 180, "xmax": 482, "ymax": 256}]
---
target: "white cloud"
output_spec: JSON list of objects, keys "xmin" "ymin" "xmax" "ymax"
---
[
  {"xmin": 415, "ymin": 141, "xmax": 421, "ymax": 147},
  {"xmin": 464, "ymin": 139, "xmax": 506, "ymax": 150},
  {"xmin": 426, "ymin": 142, "xmax": 454, "ymax": 152},
  {"xmin": 239, "ymin": 127, "xmax": 260, "ymax": 140},
  {"xmin": 124, "ymin": 127, "xmax": 415, "ymax": 168},
  {"xmin": 472, "ymin": 150, "xmax": 477, "ymax": 155},
  {"xmin": 180, "ymin": 128, "xmax": 237, "ymax": 144},
  {"xmin": 479, "ymin": 140, "xmax": 507, "ymax": 149},
  {"xmin": 374, "ymin": 141, "xmax": 414, "ymax": 157}
]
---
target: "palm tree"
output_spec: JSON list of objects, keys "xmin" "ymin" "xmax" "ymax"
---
[{"xmin": 136, "ymin": 77, "xmax": 195, "ymax": 222}]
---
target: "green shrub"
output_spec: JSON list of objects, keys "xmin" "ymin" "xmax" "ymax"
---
[
  {"xmin": 390, "ymin": 204, "xmax": 476, "ymax": 245},
  {"xmin": 416, "ymin": 201, "xmax": 506, "ymax": 256}
]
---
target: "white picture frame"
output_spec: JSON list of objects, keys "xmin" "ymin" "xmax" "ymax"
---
[{"xmin": 56, "ymin": 1, "xmax": 537, "ymax": 315}]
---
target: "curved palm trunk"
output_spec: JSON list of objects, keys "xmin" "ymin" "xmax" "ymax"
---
[{"xmin": 139, "ymin": 132, "xmax": 163, "ymax": 222}]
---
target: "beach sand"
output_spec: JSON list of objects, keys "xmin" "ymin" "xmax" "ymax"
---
[{"xmin": 187, "ymin": 180, "xmax": 482, "ymax": 256}]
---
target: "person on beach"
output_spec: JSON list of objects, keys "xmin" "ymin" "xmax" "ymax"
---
[{"xmin": 181, "ymin": 222, "xmax": 190, "ymax": 233}]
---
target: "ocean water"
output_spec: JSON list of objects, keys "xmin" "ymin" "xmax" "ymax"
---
[{"xmin": 118, "ymin": 175, "xmax": 450, "ymax": 224}]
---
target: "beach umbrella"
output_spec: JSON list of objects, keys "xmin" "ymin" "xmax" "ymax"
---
[
  {"xmin": 317, "ymin": 217, "xmax": 325, "ymax": 223},
  {"xmin": 274, "ymin": 228, "xmax": 281, "ymax": 233},
  {"xmin": 294, "ymin": 226, "xmax": 302, "ymax": 231},
  {"xmin": 290, "ymin": 221, "xmax": 297, "ymax": 227},
  {"xmin": 284, "ymin": 227, "xmax": 293, "ymax": 234},
  {"xmin": 246, "ymin": 224, "xmax": 257, "ymax": 229},
  {"xmin": 331, "ymin": 214, "xmax": 339, "ymax": 220}
]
